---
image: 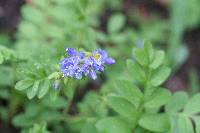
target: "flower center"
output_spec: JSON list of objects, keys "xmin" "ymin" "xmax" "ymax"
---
[{"xmin": 94, "ymin": 53, "xmax": 101, "ymax": 60}]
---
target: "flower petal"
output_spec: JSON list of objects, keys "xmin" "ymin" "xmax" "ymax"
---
[
  {"xmin": 106, "ymin": 57, "xmax": 115, "ymax": 65},
  {"xmin": 66, "ymin": 48, "xmax": 76, "ymax": 56},
  {"xmin": 90, "ymin": 70, "xmax": 97, "ymax": 80}
]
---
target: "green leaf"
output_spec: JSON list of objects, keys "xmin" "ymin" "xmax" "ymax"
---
[
  {"xmin": 115, "ymin": 80, "xmax": 143, "ymax": 107},
  {"xmin": 50, "ymin": 89, "xmax": 59, "ymax": 101},
  {"xmin": 194, "ymin": 117, "xmax": 200, "ymax": 133},
  {"xmin": 81, "ymin": 122, "xmax": 98, "ymax": 133},
  {"xmin": 149, "ymin": 50, "xmax": 165, "ymax": 69},
  {"xmin": 40, "ymin": 110, "xmax": 62, "ymax": 121},
  {"xmin": 132, "ymin": 48, "xmax": 148, "ymax": 66},
  {"xmin": 126, "ymin": 59, "xmax": 146, "ymax": 83},
  {"xmin": 107, "ymin": 95, "xmax": 138, "ymax": 119},
  {"xmin": 22, "ymin": 6, "xmax": 45, "ymax": 25},
  {"xmin": 184, "ymin": 93, "xmax": 200, "ymax": 115},
  {"xmin": 139, "ymin": 113, "xmax": 170, "ymax": 132},
  {"xmin": 78, "ymin": 92, "xmax": 107, "ymax": 118},
  {"xmin": 144, "ymin": 41, "xmax": 154, "ymax": 62},
  {"xmin": 134, "ymin": 127, "xmax": 152, "ymax": 133},
  {"xmin": 0, "ymin": 88, "xmax": 10, "ymax": 99},
  {"xmin": 108, "ymin": 14, "xmax": 125, "ymax": 33},
  {"xmin": 29, "ymin": 122, "xmax": 50, "ymax": 133},
  {"xmin": 48, "ymin": 72, "xmax": 61, "ymax": 80},
  {"xmin": 15, "ymin": 79, "xmax": 33, "ymax": 91},
  {"xmin": 27, "ymin": 81, "xmax": 40, "ymax": 99},
  {"xmin": 169, "ymin": 115, "xmax": 179, "ymax": 133},
  {"xmin": 64, "ymin": 80, "xmax": 75, "ymax": 100},
  {"xmin": 96, "ymin": 117, "xmax": 132, "ymax": 133},
  {"xmin": 165, "ymin": 91, "xmax": 188, "ymax": 114},
  {"xmin": 145, "ymin": 88, "xmax": 171, "ymax": 109},
  {"xmin": 150, "ymin": 66, "xmax": 171, "ymax": 87},
  {"xmin": 0, "ymin": 52, "xmax": 3, "ymax": 64},
  {"xmin": 178, "ymin": 115, "xmax": 194, "ymax": 133},
  {"xmin": 0, "ymin": 66, "xmax": 14, "ymax": 86},
  {"xmin": 0, "ymin": 46, "xmax": 15, "ymax": 61},
  {"xmin": 38, "ymin": 79, "xmax": 50, "ymax": 99},
  {"xmin": 19, "ymin": 22, "xmax": 39, "ymax": 39},
  {"xmin": 172, "ymin": 45, "xmax": 189, "ymax": 70},
  {"xmin": 12, "ymin": 114, "xmax": 34, "ymax": 127}
]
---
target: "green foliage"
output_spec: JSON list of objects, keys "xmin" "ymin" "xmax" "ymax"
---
[
  {"xmin": 126, "ymin": 59, "xmax": 146, "ymax": 83},
  {"xmin": 0, "ymin": 45, "xmax": 16, "ymax": 64},
  {"xmin": 15, "ymin": 78, "xmax": 51, "ymax": 99},
  {"xmin": 0, "ymin": 0, "xmax": 200, "ymax": 132},
  {"xmin": 12, "ymin": 97, "xmax": 67, "ymax": 128},
  {"xmin": 165, "ymin": 91, "xmax": 200, "ymax": 133},
  {"xmin": 14, "ymin": 0, "xmax": 105, "ymax": 100},
  {"xmin": 108, "ymin": 13, "xmax": 125, "ymax": 34},
  {"xmin": 127, "ymin": 0, "xmax": 200, "ymax": 70},
  {"xmin": 149, "ymin": 50, "xmax": 164, "ymax": 69},
  {"xmin": 96, "ymin": 41, "xmax": 200, "ymax": 133},
  {"xmin": 150, "ymin": 66, "xmax": 171, "ymax": 87},
  {"xmin": 139, "ymin": 113, "xmax": 170, "ymax": 132},
  {"xmin": 144, "ymin": 88, "xmax": 171, "ymax": 109},
  {"xmin": 96, "ymin": 117, "xmax": 132, "ymax": 133},
  {"xmin": 0, "ymin": 0, "xmax": 108, "ymax": 132},
  {"xmin": 27, "ymin": 122, "xmax": 50, "ymax": 133},
  {"xmin": 15, "ymin": 79, "xmax": 34, "ymax": 91},
  {"xmin": 78, "ymin": 91, "xmax": 108, "ymax": 117},
  {"xmin": 15, "ymin": 64, "xmax": 59, "ymax": 100},
  {"xmin": 107, "ymin": 95, "xmax": 138, "ymax": 120},
  {"xmin": 97, "ymin": 41, "xmax": 173, "ymax": 133},
  {"xmin": 114, "ymin": 80, "xmax": 143, "ymax": 108}
]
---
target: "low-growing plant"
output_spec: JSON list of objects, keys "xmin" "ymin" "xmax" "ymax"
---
[
  {"xmin": 96, "ymin": 41, "xmax": 200, "ymax": 133},
  {"xmin": 11, "ymin": 40, "xmax": 200, "ymax": 133},
  {"xmin": 1, "ymin": 0, "xmax": 200, "ymax": 133}
]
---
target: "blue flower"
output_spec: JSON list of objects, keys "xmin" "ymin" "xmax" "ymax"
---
[
  {"xmin": 60, "ymin": 48, "xmax": 115, "ymax": 80},
  {"xmin": 92, "ymin": 49, "xmax": 108, "ymax": 65},
  {"xmin": 106, "ymin": 57, "xmax": 115, "ymax": 65},
  {"xmin": 90, "ymin": 69, "xmax": 97, "ymax": 80},
  {"xmin": 66, "ymin": 48, "xmax": 77, "ymax": 56}
]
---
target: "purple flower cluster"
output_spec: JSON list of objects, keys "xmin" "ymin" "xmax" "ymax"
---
[{"xmin": 60, "ymin": 48, "xmax": 115, "ymax": 80}]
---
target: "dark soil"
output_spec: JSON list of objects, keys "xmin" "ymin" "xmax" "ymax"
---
[
  {"xmin": 0, "ymin": 0, "xmax": 25, "ymax": 33},
  {"xmin": 165, "ymin": 27, "xmax": 200, "ymax": 92},
  {"xmin": 184, "ymin": 27, "xmax": 200, "ymax": 73},
  {"xmin": 123, "ymin": 0, "xmax": 169, "ymax": 18},
  {"xmin": 0, "ymin": 123, "xmax": 19, "ymax": 133}
]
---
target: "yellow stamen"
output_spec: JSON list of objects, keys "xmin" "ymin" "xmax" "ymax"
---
[{"xmin": 94, "ymin": 53, "xmax": 101, "ymax": 60}]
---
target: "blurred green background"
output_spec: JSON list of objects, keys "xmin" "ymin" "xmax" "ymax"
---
[{"xmin": 0, "ymin": 0, "xmax": 200, "ymax": 132}]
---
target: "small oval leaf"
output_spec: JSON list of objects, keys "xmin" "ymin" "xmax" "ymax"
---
[
  {"xmin": 108, "ymin": 14, "xmax": 125, "ymax": 33},
  {"xmin": 27, "ymin": 81, "xmax": 40, "ymax": 99},
  {"xmin": 150, "ymin": 66, "xmax": 171, "ymax": 87},
  {"xmin": 38, "ymin": 79, "xmax": 50, "ymax": 99},
  {"xmin": 15, "ymin": 79, "xmax": 33, "ymax": 91},
  {"xmin": 145, "ymin": 88, "xmax": 171, "ymax": 109},
  {"xmin": 132, "ymin": 48, "xmax": 148, "ymax": 66},
  {"xmin": 139, "ymin": 113, "xmax": 170, "ymax": 132},
  {"xmin": 107, "ymin": 95, "xmax": 138, "ymax": 119},
  {"xmin": 115, "ymin": 80, "xmax": 143, "ymax": 108},
  {"xmin": 127, "ymin": 59, "xmax": 146, "ymax": 83},
  {"xmin": 96, "ymin": 117, "xmax": 132, "ymax": 133},
  {"xmin": 150, "ymin": 50, "xmax": 165, "ymax": 69}
]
